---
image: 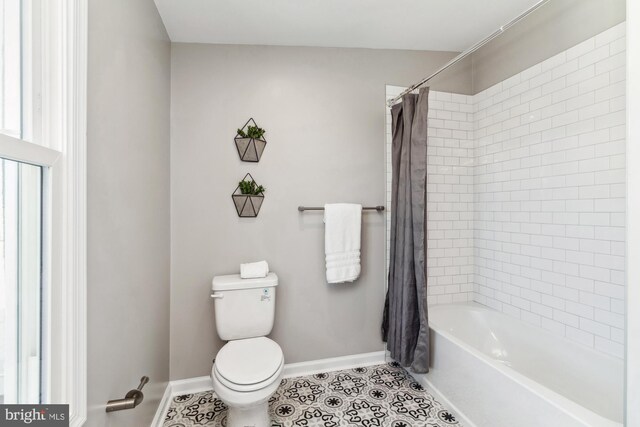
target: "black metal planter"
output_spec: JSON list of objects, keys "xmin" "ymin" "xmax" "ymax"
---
[
  {"xmin": 231, "ymin": 173, "xmax": 264, "ymax": 217},
  {"xmin": 235, "ymin": 118, "xmax": 267, "ymax": 162}
]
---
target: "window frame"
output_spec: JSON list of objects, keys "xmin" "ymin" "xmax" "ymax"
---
[{"xmin": 0, "ymin": 0, "xmax": 87, "ymax": 424}]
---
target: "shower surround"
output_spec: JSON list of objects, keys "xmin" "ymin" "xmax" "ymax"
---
[
  {"xmin": 386, "ymin": 21, "xmax": 626, "ymax": 359},
  {"xmin": 385, "ymin": 87, "xmax": 475, "ymax": 305}
]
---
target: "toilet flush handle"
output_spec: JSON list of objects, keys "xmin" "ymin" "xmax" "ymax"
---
[{"xmin": 210, "ymin": 292, "xmax": 224, "ymax": 299}]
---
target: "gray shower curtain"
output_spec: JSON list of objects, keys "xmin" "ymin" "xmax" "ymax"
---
[{"xmin": 382, "ymin": 87, "xmax": 430, "ymax": 373}]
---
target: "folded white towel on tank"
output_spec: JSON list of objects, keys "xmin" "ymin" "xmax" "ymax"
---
[{"xmin": 240, "ymin": 260, "xmax": 269, "ymax": 279}]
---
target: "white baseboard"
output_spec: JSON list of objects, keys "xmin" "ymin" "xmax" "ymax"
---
[
  {"xmin": 282, "ymin": 350, "xmax": 386, "ymax": 378},
  {"xmin": 150, "ymin": 376, "xmax": 214, "ymax": 426},
  {"xmin": 150, "ymin": 383, "xmax": 173, "ymax": 427},
  {"xmin": 169, "ymin": 375, "xmax": 213, "ymax": 395},
  {"xmin": 408, "ymin": 370, "xmax": 478, "ymax": 427},
  {"xmin": 151, "ymin": 350, "xmax": 386, "ymax": 426}
]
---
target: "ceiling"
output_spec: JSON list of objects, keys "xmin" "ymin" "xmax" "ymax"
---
[{"xmin": 154, "ymin": 0, "xmax": 543, "ymax": 52}]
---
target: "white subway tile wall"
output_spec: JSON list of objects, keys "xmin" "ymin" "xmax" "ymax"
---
[
  {"xmin": 385, "ymin": 86, "xmax": 475, "ymax": 305},
  {"xmin": 473, "ymin": 22, "xmax": 625, "ymax": 359},
  {"xmin": 385, "ymin": 22, "xmax": 626, "ymax": 359}
]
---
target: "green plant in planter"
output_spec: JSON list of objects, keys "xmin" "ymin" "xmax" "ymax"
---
[
  {"xmin": 235, "ymin": 119, "xmax": 267, "ymax": 162},
  {"xmin": 238, "ymin": 179, "xmax": 265, "ymax": 195},
  {"xmin": 237, "ymin": 125, "xmax": 266, "ymax": 140}
]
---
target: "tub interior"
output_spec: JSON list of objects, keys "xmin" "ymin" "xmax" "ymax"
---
[{"xmin": 428, "ymin": 303, "xmax": 624, "ymax": 424}]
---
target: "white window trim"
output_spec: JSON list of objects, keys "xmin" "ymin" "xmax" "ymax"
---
[
  {"xmin": 0, "ymin": 133, "xmax": 60, "ymax": 165},
  {"xmin": 0, "ymin": 0, "xmax": 87, "ymax": 424},
  {"xmin": 44, "ymin": 1, "xmax": 87, "ymax": 425}
]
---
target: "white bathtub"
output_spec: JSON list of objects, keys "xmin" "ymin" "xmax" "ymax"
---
[{"xmin": 415, "ymin": 303, "xmax": 624, "ymax": 427}]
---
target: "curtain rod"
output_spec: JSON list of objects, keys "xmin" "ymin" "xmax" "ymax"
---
[{"xmin": 386, "ymin": 0, "xmax": 551, "ymax": 107}]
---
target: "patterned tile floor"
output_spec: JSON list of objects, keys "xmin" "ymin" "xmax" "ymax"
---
[{"xmin": 163, "ymin": 362, "xmax": 462, "ymax": 427}]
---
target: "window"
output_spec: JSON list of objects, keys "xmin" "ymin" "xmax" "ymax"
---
[
  {"xmin": 0, "ymin": 0, "xmax": 86, "ymax": 424},
  {"xmin": 1, "ymin": 159, "xmax": 43, "ymax": 404},
  {"xmin": 0, "ymin": 0, "xmax": 22, "ymax": 138},
  {"xmin": 1, "ymin": 0, "xmax": 45, "ymax": 404}
]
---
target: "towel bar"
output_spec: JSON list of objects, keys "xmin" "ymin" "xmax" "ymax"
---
[{"xmin": 298, "ymin": 205, "xmax": 385, "ymax": 212}]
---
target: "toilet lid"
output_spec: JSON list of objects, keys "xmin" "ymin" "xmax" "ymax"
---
[{"xmin": 215, "ymin": 337, "xmax": 283, "ymax": 386}]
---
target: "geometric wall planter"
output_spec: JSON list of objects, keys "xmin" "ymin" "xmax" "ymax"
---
[
  {"xmin": 234, "ymin": 118, "xmax": 267, "ymax": 162},
  {"xmin": 231, "ymin": 173, "xmax": 265, "ymax": 217}
]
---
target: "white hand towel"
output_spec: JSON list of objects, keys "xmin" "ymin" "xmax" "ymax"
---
[
  {"xmin": 324, "ymin": 203, "xmax": 362, "ymax": 283},
  {"xmin": 240, "ymin": 260, "xmax": 269, "ymax": 279}
]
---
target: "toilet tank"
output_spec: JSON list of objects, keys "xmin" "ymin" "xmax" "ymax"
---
[{"xmin": 211, "ymin": 273, "xmax": 278, "ymax": 341}]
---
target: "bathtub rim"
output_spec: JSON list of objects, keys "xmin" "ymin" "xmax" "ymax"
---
[{"xmin": 427, "ymin": 302, "xmax": 622, "ymax": 427}]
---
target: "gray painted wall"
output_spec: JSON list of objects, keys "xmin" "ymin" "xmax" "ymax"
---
[
  {"xmin": 87, "ymin": 0, "xmax": 171, "ymax": 425},
  {"xmin": 471, "ymin": 0, "xmax": 626, "ymax": 93},
  {"xmin": 169, "ymin": 44, "xmax": 471, "ymax": 380}
]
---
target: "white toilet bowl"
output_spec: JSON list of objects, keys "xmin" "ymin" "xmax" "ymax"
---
[{"xmin": 211, "ymin": 337, "xmax": 284, "ymax": 427}]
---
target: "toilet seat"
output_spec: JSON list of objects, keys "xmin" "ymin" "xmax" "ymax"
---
[{"xmin": 214, "ymin": 337, "xmax": 284, "ymax": 392}]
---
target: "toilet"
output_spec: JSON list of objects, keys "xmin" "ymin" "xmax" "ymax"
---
[{"xmin": 210, "ymin": 272, "xmax": 283, "ymax": 427}]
